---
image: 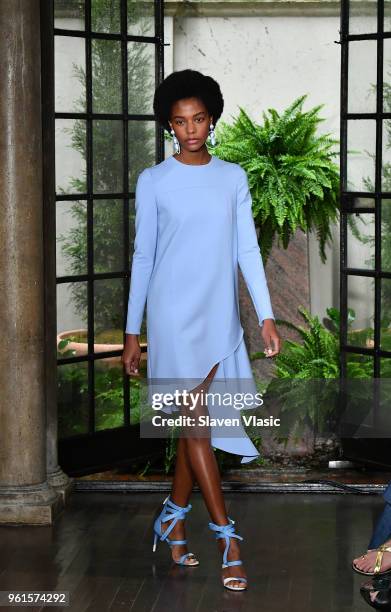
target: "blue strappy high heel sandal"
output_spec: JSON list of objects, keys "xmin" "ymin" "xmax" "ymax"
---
[
  {"xmin": 152, "ymin": 495, "xmax": 199, "ymax": 566},
  {"xmin": 208, "ymin": 517, "xmax": 248, "ymax": 591}
]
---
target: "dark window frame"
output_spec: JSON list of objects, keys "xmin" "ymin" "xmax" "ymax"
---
[
  {"xmin": 44, "ymin": 0, "xmax": 166, "ymax": 442},
  {"xmin": 340, "ymin": 0, "xmax": 391, "ymax": 381}
]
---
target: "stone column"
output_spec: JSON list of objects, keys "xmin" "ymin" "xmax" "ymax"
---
[{"xmin": 0, "ymin": 0, "xmax": 63, "ymax": 524}]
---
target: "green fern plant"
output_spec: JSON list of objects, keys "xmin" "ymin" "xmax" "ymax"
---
[
  {"xmin": 273, "ymin": 306, "xmax": 341, "ymax": 379},
  {"xmin": 211, "ymin": 95, "xmax": 340, "ymax": 263},
  {"xmin": 255, "ymin": 307, "xmax": 380, "ymax": 437},
  {"xmin": 256, "ymin": 305, "xmax": 374, "ymax": 379}
]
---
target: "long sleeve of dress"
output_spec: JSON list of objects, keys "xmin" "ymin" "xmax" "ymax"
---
[
  {"xmin": 125, "ymin": 168, "xmax": 158, "ymax": 334},
  {"xmin": 236, "ymin": 167, "xmax": 275, "ymax": 328}
]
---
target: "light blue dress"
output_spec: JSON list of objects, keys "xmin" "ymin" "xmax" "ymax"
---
[{"xmin": 125, "ymin": 154, "xmax": 275, "ymax": 463}]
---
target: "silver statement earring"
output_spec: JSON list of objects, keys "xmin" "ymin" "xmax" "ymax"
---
[
  {"xmin": 170, "ymin": 128, "xmax": 180, "ymax": 154},
  {"xmin": 209, "ymin": 123, "xmax": 216, "ymax": 146}
]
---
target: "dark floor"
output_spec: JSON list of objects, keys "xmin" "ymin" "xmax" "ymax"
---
[{"xmin": 0, "ymin": 491, "xmax": 388, "ymax": 611}]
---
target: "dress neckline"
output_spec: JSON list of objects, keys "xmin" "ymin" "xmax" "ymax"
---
[{"xmin": 170, "ymin": 154, "xmax": 215, "ymax": 167}]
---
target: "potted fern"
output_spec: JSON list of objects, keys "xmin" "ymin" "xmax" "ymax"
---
[
  {"xmin": 211, "ymin": 95, "xmax": 340, "ymax": 264},
  {"xmin": 250, "ymin": 306, "xmax": 378, "ymax": 461}
]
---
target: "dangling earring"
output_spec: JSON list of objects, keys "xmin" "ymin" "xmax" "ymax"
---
[
  {"xmin": 209, "ymin": 123, "xmax": 216, "ymax": 147},
  {"xmin": 170, "ymin": 128, "xmax": 180, "ymax": 154}
]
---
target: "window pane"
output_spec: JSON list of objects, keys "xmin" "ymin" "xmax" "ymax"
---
[
  {"xmin": 347, "ymin": 119, "xmax": 376, "ymax": 192},
  {"xmin": 348, "ymin": 41, "xmax": 377, "ymax": 114},
  {"xmin": 91, "ymin": 0, "xmax": 120, "ymax": 33},
  {"xmin": 350, "ymin": 3, "xmax": 377, "ymax": 35},
  {"xmin": 381, "ymin": 279, "xmax": 391, "ymax": 349},
  {"xmin": 347, "ymin": 213, "xmax": 375, "ymax": 270},
  {"xmin": 55, "ymin": 36, "xmax": 86, "ymax": 113},
  {"xmin": 57, "ymin": 281, "xmax": 88, "ymax": 334},
  {"xmin": 56, "ymin": 119, "xmax": 87, "ymax": 194},
  {"xmin": 56, "ymin": 200, "xmax": 88, "ymax": 276},
  {"xmin": 344, "ymin": 196, "xmax": 375, "ymax": 211},
  {"xmin": 92, "ymin": 39, "xmax": 122, "ymax": 114},
  {"xmin": 54, "ymin": 0, "xmax": 85, "ymax": 30},
  {"xmin": 381, "ymin": 357, "xmax": 391, "ymax": 377},
  {"xmin": 58, "ymin": 363, "xmax": 89, "ymax": 437},
  {"xmin": 128, "ymin": 42, "xmax": 155, "ymax": 115},
  {"xmin": 346, "ymin": 275, "xmax": 374, "ymax": 349},
  {"xmin": 346, "ymin": 354, "xmax": 373, "ymax": 378},
  {"xmin": 94, "ymin": 278, "xmax": 123, "ymax": 344},
  {"xmin": 93, "ymin": 120, "xmax": 123, "ymax": 193},
  {"xmin": 95, "ymin": 357, "xmax": 124, "ymax": 431},
  {"xmin": 128, "ymin": 0, "xmax": 154, "ymax": 36},
  {"xmin": 128, "ymin": 121, "xmax": 156, "ymax": 191},
  {"xmin": 93, "ymin": 199, "xmax": 123, "ymax": 273}
]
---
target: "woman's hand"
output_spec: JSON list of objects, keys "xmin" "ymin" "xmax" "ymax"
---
[
  {"xmin": 121, "ymin": 334, "xmax": 141, "ymax": 376},
  {"xmin": 261, "ymin": 319, "xmax": 281, "ymax": 359}
]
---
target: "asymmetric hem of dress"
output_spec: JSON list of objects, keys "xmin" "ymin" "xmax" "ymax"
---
[
  {"xmin": 125, "ymin": 154, "xmax": 275, "ymax": 464},
  {"xmin": 195, "ymin": 332, "xmax": 262, "ymax": 464},
  {"xmin": 157, "ymin": 327, "xmax": 261, "ymax": 464}
]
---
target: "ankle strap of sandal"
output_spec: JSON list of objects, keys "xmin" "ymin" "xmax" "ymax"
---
[
  {"xmin": 165, "ymin": 497, "xmax": 192, "ymax": 515},
  {"xmin": 164, "ymin": 496, "xmax": 192, "ymax": 518},
  {"xmin": 159, "ymin": 496, "xmax": 192, "ymax": 541},
  {"xmin": 208, "ymin": 518, "xmax": 244, "ymax": 566}
]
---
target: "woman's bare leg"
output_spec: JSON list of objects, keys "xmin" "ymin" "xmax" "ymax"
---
[
  {"xmin": 159, "ymin": 367, "xmax": 219, "ymax": 564},
  {"xmin": 178, "ymin": 363, "xmax": 247, "ymax": 587},
  {"xmin": 160, "ymin": 436, "xmax": 197, "ymax": 564},
  {"xmin": 171, "ymin": 436, "xmax": 195, "ymax": 506}
]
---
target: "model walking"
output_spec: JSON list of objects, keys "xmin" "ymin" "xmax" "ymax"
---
[{"xmin": 122, "ymin": 69, "xmax": 281, "ymax": 591}]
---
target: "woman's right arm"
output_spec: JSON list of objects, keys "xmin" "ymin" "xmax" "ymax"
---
[{"xmin": 122, "ymin": 168, "xmax": 158, "ymax": 375}]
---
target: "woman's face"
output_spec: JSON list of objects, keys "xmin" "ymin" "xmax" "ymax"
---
[{"xmin": 169, "ymin": 97, "xmax": 213, "ymax": 153}]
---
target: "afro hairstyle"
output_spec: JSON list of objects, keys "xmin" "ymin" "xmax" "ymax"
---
[{"xmin": 153, "ymin": 69, "xmax": 224, "ymax": 133}]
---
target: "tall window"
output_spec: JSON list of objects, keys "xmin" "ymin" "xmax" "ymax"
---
[
  {"xmin": 340, "ymin": 0, "xmax": 391, "ymax": 385},
  {"xmin": 54, "ymin": 0, "xmax": 165, "ymax": 439}
]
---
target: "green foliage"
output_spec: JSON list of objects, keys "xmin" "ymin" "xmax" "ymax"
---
[
  {"xmin": 57, "ymin": 360, "xmax": 144, "ymax": 437},
  {"xmin": 271, "ymin": 305, "xmax": 375, "ymax": 379},
  {"xmin": 258, "ymin": 307, "xmax": 391, "ymax": 437},
  {"xmin": 58, "ymin": 363, "xmax": 89, "ymax": 437},
  {"xmin": 212, "ymin": 95, "xmax": 340, "ymax": 263},
  {"xmin": 273, "ymin": 306, "xmax": 340, "ymax": 379},
  {"xmin": 94, "ymin": 364, "xmax": 125, "ymax": 429},
  {"xmin": 260, "ymin": 306, "xmax": 385, "ymax": 437}
]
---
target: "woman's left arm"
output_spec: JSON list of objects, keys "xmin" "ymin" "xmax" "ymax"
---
[{"xmin": 236, "ymin": 167, "xmax": 281, "ymax": 357}]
